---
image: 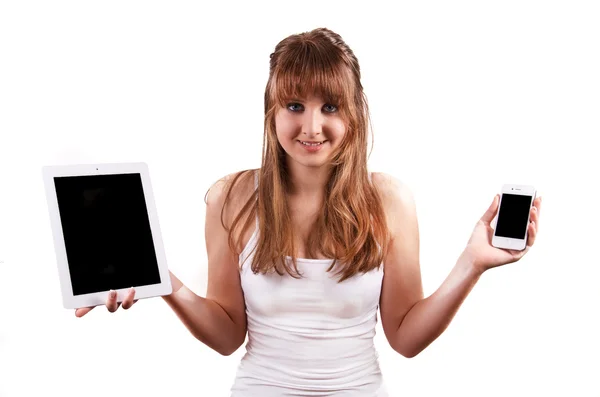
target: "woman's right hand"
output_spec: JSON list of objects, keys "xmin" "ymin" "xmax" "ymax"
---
[{"xmin": 75, "ymin": 287, "xmax": 138, "ymax": 317}]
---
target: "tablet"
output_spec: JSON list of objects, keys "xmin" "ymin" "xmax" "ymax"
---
[{"xmin": 42, "ymin": 162, "xmax": 172, "ymax": 309}]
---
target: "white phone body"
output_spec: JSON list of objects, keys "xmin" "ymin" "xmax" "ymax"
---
[{"xmin": 491, "ymin": 184, "xmax": 536, "ymax": 251}]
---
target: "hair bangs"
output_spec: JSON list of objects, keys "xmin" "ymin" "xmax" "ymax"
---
[{"xmin": 271, "ymin": 42, "xmax": 353, "ymax": 115}]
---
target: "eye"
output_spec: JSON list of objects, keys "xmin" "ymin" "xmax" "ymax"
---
[
  {"xmin": 287, "ymin": 103, "xmax": 303, "ymax": 112},
  {"xmin": 286, "ymin": 103, "xmax": 339, "ymax": 113},
  {"xmin": 323, "ymin": 104, "xmax": 338, "ymax": 113}
]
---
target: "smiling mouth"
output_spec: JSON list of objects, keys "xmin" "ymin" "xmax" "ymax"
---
[{"xmin": 298, "ymin": 140, "xmax": 327, "ymax": 146}]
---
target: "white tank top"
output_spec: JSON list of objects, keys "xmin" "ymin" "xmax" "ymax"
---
[{"xmin": 229, "ymin": 171, "xmax": 388, "ymax": 397}]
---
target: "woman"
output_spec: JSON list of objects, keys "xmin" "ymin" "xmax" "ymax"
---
[{"xmin": 76, "ymin": 27, "xmax": 542, "ymax": 396}]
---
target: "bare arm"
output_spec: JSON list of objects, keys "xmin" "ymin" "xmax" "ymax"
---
[
  {"xmin": 161, "ymin": 173, "xmax": 248, "ymax": 356},
  {"xmin": 161, "ymin": 271, "xmax": 245, "ymax": 356},
  {"xmin": 377, "ymin": 172, "xmax": 479, "ymax": 358},
  {"xmin": 393, "ymin": 194, "xmax": 542, "ymax": 358},
  {"xmin": 392, "ymin": 253, "xmax": 482, "ymax": 358},
  {"xmin": 378, "ymin": 172, "xmax": 541, "ymax": 358}
]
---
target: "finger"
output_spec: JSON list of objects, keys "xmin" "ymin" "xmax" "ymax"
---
[
  {"xmin": 122, "ymin": 287, "xmax": 136, "ymax": 310},
  {"xmin": 528, "ymin": 196, "xmax": 541, "ymax": 231},
  {"xmin": 527, "ymin": 220, "xmax": 537, "ymax": 247},
  {"xmin": 481, "ymin": 194, "xmax": 500, "ymax": 225},
  {"xmin": 106, "ymin": 290, "xmax": 119, "ymax": 313},
  {"xmin": 75, "ymin": 306, "xmax": 95, "ymax": 318},
  {"xmin": 530, "ymin": 205, "xmax": 539, "ymax": 224}
]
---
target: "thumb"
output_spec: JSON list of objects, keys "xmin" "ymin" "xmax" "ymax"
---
[
  {"xmin": 75, "ymin": 306, "xmax": 95, "ymax": 317},
  {"xmin": 481, "ymin": 194, "xmax": 500, "ymax": 224}
]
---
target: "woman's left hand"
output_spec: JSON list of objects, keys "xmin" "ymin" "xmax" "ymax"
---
[{"xmin": 463, "ymin": 194, "xmax": 542, "ymax": 274}]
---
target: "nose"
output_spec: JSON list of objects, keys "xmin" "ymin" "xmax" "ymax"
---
[{"xmin": 302, "ymin": 107, "xmax": 323, "ymax": 138}]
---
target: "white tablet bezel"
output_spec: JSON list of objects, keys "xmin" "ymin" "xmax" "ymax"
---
[{"xmin": 42, "ymin": 162, "xmax": 172, "ymax": 309}]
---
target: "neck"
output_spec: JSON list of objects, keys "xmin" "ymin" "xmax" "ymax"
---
[{"xmin": 286, "ymin": 162, "xmax": 332, "ymax": 199}]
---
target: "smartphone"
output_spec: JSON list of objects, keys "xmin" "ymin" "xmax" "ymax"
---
[{"xmin": 491, "ymin": 184, "xmax": 536, "ymax": 251}]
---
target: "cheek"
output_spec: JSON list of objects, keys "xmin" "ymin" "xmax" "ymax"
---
[
  {"xmin": 331, "ymin": 121, "xmax": 347, "ymax": 141},
  {"xmin": 274, "ymin": 115, "xmax": 294, "ymax": 138},
  {"xmin": 275, "ymin": 126, "xmax": 295, "ymax": 144}
]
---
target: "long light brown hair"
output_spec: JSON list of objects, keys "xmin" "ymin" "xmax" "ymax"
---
[{"xmin": 206, "ymin": 27, "xmax": 390, "ymax": 283}]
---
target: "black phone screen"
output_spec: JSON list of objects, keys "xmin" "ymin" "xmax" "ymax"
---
[
  {"xmin": 494, "ymin": 193, "xmax": 533, "ymax": 239},
  {"xmin": 53, "ymin": 173, "xmax": 162, "ymax": 296}
]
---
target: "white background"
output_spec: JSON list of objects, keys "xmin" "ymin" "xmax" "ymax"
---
[{"xmin": 1, "ymin": 1, "xmax": 599, "ymax": 396}]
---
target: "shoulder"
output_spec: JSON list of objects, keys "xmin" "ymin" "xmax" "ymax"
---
[
  {"xmin": 371, "ymin": 172, "xmax": 415, "ymax": 209},
  {"xmin": 206, "ymin": 169, "xmax": 257, "ymax": 199},
  {"xmin": 371, "ymin": 172, "xmax": 417, "ymax": 239},
  {"xmin": 205, "ymin": 169, "xmax": 258, "ymax": 223}
]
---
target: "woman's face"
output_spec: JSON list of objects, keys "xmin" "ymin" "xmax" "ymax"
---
[{"xmin": 275, "ymin": 94, "xmax": 347, "ymax": 168}]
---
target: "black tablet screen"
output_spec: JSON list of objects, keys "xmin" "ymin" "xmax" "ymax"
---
[{"xmin": 54, "ymin": 173, "xmax": 161, "ymax": 295}]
